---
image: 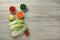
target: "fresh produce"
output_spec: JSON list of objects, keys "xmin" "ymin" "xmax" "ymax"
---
[
  {"xmin": 9, "ymin": 24, "xmax": 23, "ymax": 31},
  {"xmin": 8, "ymin": 19, "xmax": 28, "ymax": 37},
  {"xmin": 9, "ymin": 19, "xmax": 24, "ymax": 26},
  {"xmin": 9, "ymin": 6, "xmax": 16, "ymax": 13},
  {"xmin": 16, "ymin": 11, "xmax": 24, "ymax": 19},
  {"xmin": 8, "ymin": 4, "xmax": 30, "ymax": 37},
  {"xmin": 24, "ymin": 31, "xmax": 30, "ymax": 36},
  {"xmin": 8, "ymin": 14, "xmax": 15, "ymax": 21},
  {"xmin": 11, "ymin": 24, "xmax": 27, "ymax": 37}
]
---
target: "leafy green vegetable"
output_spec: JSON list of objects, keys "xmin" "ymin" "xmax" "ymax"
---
[
  {"xmin": 9, "ymin": 24, "xmax": 23, "ymax": 31},
  {"xmin": 11, "ymin": 24, "xmax": 28, "ymax": 37},
  {"xmin": 9, "ymin": 20, "xmax": 17, "ymax": 26},
  {"xmin": 9, "ymin": 19, "xmax": 24, "ymax": 26},
  {"xmin": 16, "ymin": 19, "xmax": 24, "ymax": 24}
]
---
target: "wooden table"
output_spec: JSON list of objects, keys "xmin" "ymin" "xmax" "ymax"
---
[{"xmin": 0, "ymin": 0, "xmax": 60, "ymax": 40}]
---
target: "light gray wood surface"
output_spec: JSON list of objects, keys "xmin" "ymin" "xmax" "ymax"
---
[{"xmin": 0, "ymin": 0, "xmax": 60, "ymax": 40}]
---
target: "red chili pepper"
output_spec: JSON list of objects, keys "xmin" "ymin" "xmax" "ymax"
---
[
  {"xmin": 24, "ymin": 31, "xmax": 30, "ymax": 36},
  {"xmin": 9, "ymin": 6, "xmax": 16, "ymax": 12}
]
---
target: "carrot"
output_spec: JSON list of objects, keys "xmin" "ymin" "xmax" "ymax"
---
[{"xmin": 16, "ymin": 11, "xmax": 24, "ymax": 19}]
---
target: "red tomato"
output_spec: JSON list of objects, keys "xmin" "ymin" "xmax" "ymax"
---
[
  {"xmin": 9, "ymin": 6, "xmax": 16, "ymax": 12},
  {"xmin": 24, "ymin": 31, "xmax": 30, "ymax": 36}
]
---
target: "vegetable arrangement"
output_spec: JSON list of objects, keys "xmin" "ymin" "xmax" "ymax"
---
[{"xmin": 8, "ymin": 4, "xmax": 30, "ymax": 37}]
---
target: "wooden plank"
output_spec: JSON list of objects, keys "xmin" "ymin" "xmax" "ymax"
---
[{"xmin": 0, "ymin": 0, "xmax": 60, "ymax": 40}]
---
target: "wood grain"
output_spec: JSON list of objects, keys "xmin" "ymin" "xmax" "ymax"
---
[{"xmin": 0, "ymin": 0, "xmax": 60, "ymax": 40}]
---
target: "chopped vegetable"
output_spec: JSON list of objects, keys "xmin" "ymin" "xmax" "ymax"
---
[
  {"xmin": 9, "ymin": 19, "xmax": 24, "ymax": 26},
  {"xmin": 11, "ymin": 24, "xmax": 27, "ymax": 37},
  {"xmin": 9, "ymin": 6, "xmax": 16, "ymax": 12},
  {"xmin": 8, "ymin": 14, "xmax": 15, "ymax": 21},
  {"xmin": 16, "ymin": 11, "xmax": 24, "ymax": 19},
  {"xmin": 20, "ymin": 4, "xmax": 26, "ymax": 10}
]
